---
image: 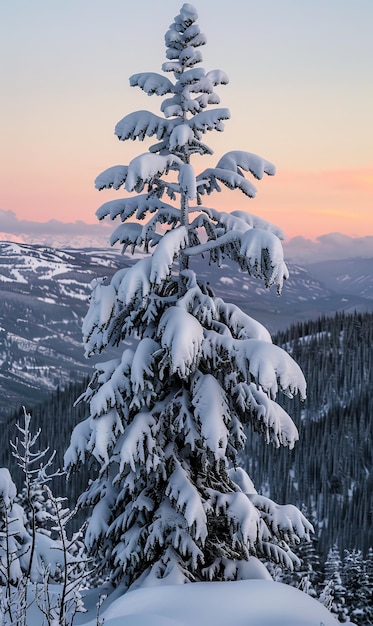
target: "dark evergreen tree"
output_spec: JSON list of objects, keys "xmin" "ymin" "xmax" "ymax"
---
[{"xmin": 343, "ymin": 549, "xmax": 372, "ymax": 626}]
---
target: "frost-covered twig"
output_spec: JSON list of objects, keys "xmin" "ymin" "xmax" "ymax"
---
[{"xmin": 0, "ymin": 411, "xmax": 89, "ymax": 624}]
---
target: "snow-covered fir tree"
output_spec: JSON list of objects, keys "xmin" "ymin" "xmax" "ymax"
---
[
  {"xmin": 0, "ymin": 468, "xmax": 30, "ymax": 587},
  {"xmin": 321, "ymin": 544, "xmax": 349, "ymax": 622},
  {"xmin": 65, "ymin": 3, "xmax": 312, "ymax": 591},
  {"xmin": 342, "ymin": 549, "xmax": 372, "ymax": 626}
]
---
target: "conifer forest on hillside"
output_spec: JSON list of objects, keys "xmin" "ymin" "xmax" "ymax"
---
[
  {"xmin": 4, "ymin": 311, "xmax": 372, "ymax": 562},
  {"xmin": 2, "ymin": 311, "xmax": 372, "ymax": 623}
]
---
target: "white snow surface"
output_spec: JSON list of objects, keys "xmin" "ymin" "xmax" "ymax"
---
[
  {"xmin": 70, "ymin": 580, "xmax": 341, "ymax": 626},
  {"xmin": 19, "ymin": 579, "xmax": 343, "ymax": 626}
]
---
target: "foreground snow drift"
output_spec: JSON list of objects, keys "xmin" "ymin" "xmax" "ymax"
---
[{"xmin": 79, "ymin": 580, "xmax": 341, "ymax": 626}]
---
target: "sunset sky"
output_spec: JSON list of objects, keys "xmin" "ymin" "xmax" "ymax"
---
[{"xmin": 1, "ymin": 0, "xmax": 372, "ymax": 241}]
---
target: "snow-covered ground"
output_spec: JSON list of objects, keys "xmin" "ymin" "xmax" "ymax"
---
[
  {"xmin": 92, "ymin": 580, "xmax": 340, "ymax": 626},
  {"xmin": 22, "ymin": 580, "xmax": 348, "ymax": 626}
]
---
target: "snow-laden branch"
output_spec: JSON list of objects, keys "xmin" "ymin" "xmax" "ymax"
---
[
  {"xmin": 169, "ymin": 125, "xmax": 195, "ymax": 151},
  {"xmin": 182, "ymin": 227, "xmax": 288, "ymax": 291},
  {"xmin": 142, "ymin": 206, "xmax": 181, "ymax": 235},
  {"xmin": 230, "ymin": 210, "xmax": 285, "ymax": 240},
  {"xmin": 177, "ymin": 280, "xmax": 219, "ymax": 326},
  {"xmin": 241, "ymin": 339, "xmax": 306, "ymax": 400},
  {"xmin": 85, "ymin": 259, "xmax": 153, "ymax": 344},
  {"xmin": 188, "ymin": 108, "xmax": 230, "ymax": 134},
  {"xmin": 208, "ymin": 489, "xmax": 260, "ymax": 549},
  {"xmin": 202, "ymin": 330, "xmax": 306, "ymax": 400},
  {"xmin": 200, "ymin": 207, "xmax": 285, "ymax": 240},
  {"xmin": 110, "ymin": 222, "xmax": 144, "ymax": 251},
  {"xmin": 205, "ymin": 69, "xmax": 229, "ymax": 86},
  {"xmin": 117, "ymin": 411, "xmax": 157, "ymax": 474},
  {"xmin": 85, "ymin": 482, "xmax": 117, "ymax": 550},
  {"xmin": 126, "ymin": 153, "xmax": 182, "ymax": 193},
  {"xmin": 109, "ymin": 203, "xmax": 183, "ymax": 253},
  {"xmin": 96, "ymin": 195, "xmax": 176, "ymax": 222},
  {"xmin": 115, "ymin": 257, "xmax": 152, "ymax": 306},
  {"xmin": 239, "ymin": 229, "xmax": 289, "ymax": 289},
  {"xmin": 196, "ymin": 150, "xmax": 275, "ymax": 198},
  {"xmin": 89, "ymin": 408, "xmax": 124, "ymax": 464},
  {"xmin": 192, "ymin": 372, "xmax": 229, "ymax": 459},
  {"xmin": 248, "ymin": 494, "xmax": 314, "ymax": 543},
  {"xmin": 197, "ymin": 167, "xmax": 258, "ymax": 197},
  {"xmin": 177, "ymin": 278, "xmax": 271, "ymax": 342},
  {"xmin": 95, "ymin": 165, "xmax": 128, "ymax": 191},
  {"xmin": 89, "ymin": 352, "xmax": 133, "ymax": 419},
  {"xmin": 215, "ymin": 299, "xmax": 272, "ymax": 342},
  {"xmin": 159, "ymin": 306, "xmax": 204, "ymax": 379},
  {"xmin": 179, "ymin": 229, "xmax": 244, "ymax": 256},
  {"xmin": 150, "ymin": 226, "xmax": 189, "ymax": 285},
  {"xmin": 160, "ymin": 99, "xmax": 184, "ymax": 119},
  {"xmin": 166, "ymin": 458, "xmax": 207, "ymax": 540},
  {"xmin": 229, "ymin": 467, "xmax": 257, "ymax": 495},
  {"xmin": 201, "ymin": 208, "xmax": 253, "ymax": 233},
  {"xmin": 64, "ymin": 417, "xmax": 92, "ymax": 470},
  {"xmin": 143, "ymin": 502, "xmax": 204, "ymax": 579},
  {"xmin": 82, "ymin": 280, "xmax": 116, "ymax": 355},
  {"xmin": 129, "ymin": 72, "xmax": 175, "ymax": 96},
  {"xmin": 216, "ymin": 151, "xmax": 276, "ymax": 180},
  {"xmin": 232, "ymin": 381, "xmax": 299, "ymax": 448},
  {"xmin": 115, "ymin": 110, "xmax": 181, "ymax": 142},
  {"xmin": 130, "ymin": 337, "xmax": 161, "ymax": 404}
]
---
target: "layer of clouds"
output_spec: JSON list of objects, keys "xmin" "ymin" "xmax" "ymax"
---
[
  {"xmin": 1, "ymin": 209, "xmax": 372, "ymax": 264},
  {"xmin": 0, "ymin": 209, "xmax": 111, "ymax": 236},
  {"xmin": 0, "ymin": 209, "xmax": 112, "ymax": 248},
  {"xmin": 284, "ymin": 233, "xmax": 373, "ymax": 264}
]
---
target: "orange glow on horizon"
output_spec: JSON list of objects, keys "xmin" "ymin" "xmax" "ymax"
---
[{"xmin": 1, "ymin": 164, "xmax": 372, "ymax": 241}]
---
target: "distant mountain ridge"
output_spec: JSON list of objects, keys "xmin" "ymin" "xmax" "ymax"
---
[
  {"xmin": 1, "ymin": 220, "xmax": 372, "ymax": 264},
  {"xmin": 0, "ymin": 241, "xmax": 372, "ymax": 418},
  {"xmin": 304, "ymin": 257, "xmax": 373, "ymax": 300}
]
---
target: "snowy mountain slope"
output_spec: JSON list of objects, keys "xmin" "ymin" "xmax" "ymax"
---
[
  {"xmin": 190, "ymin": 255, "xmax": 373, "ymax": 332},
  {"xmin": 304, "ymin": 257, "xmax": 373, "ymax": 300},
  {"xmin": 0, "ymin": 242, "xmax": 129, "ymax": 417},
  {"xmin": 0, "ymin": 241, "xmax": 372, "ymax": 417},
  {"xmin": 0, "ymin": 242, "xmax": 126, "ymax": 296}
]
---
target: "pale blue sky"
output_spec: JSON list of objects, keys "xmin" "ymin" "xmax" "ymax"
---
[{"xmin": 1, "ymin": 0, "xmax": 372, "ymax": 238}]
